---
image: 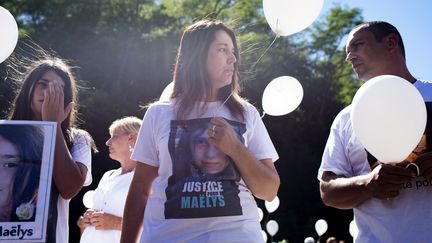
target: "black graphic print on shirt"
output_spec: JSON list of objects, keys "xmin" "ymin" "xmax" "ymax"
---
[{"xmin": 164, "ymin": 117, "xmax": 245, "ymax": 218}]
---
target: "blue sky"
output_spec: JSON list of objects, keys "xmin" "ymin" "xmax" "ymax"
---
[{"xmin": 320, "ymin": 0, "xmax": 431, "ymax": 81}]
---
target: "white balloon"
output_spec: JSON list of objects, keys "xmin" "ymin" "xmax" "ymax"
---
[
  {"xmin": 262, "ymin": 76, "xmax": 303, "ymax": 116},
  {"xmin": 263, "ymin": 0, "xmax": 324, "ymax": 36},
  {"xmin": 304, "ymin": 237, "xmax": 316, "ymax": 243},
  {"xmin": 349, "ymin": 220, "xmax": 358, "ymax": 238},
  {"xmin": 261, "ymin": 230, "xmax": 268, "ymax": 242},
  {"xmin": 160, "ymin": 81, "xmax": 174, "ymax": 101},
  {"xmin": 258, "ymin": 207, "xmax": 264, "ymax": 222},
  {"xmin": 351, "ymin": 75, "xmax": 426, "ymax": 163},
  {"xmin": 0, "ymin": 6, "xmax": 19, "ymax": 63},
  {"xmin": 266, "ymin": 220, "xmax": 279, "ymax": 236},
  {"xmin": 82, "ymin": 190, "xmax": 95, "ymax": 209},
  {"xmin": 314, "ymin": 219, "xmax": 328, "ymax": 236},
  {"xmin": 265, "ymin": 196, "xmax": 280, "ymax": 213}
]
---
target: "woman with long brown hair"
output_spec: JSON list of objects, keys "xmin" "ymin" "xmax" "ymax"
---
[
  {"xmin": 7, "ymin": 52, "xmax": 95, "ymax": 243},
  {"xmin": 121, "ymin": 19, "xmax": 280, "ymax": 243}
]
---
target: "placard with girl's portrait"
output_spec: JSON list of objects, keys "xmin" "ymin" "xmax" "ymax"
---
[{"xmin": 0, "ymin": 120, "xmax": 56, "ymax": 242}]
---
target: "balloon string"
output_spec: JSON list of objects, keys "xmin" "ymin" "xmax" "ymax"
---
[
  {"xmin": 248, "ymin": 34, "xmax": 279, "ymax": 73},
  {"xmin": 261, "ymin": 112, "xmax": 266, "ymax": 119},
  {"xmin": 212, "ymin": 91, "xmax": 233, "ymax": 118}
]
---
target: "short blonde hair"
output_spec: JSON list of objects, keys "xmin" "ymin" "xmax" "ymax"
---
[{"xmin": 109, "ymin": 116, "xmax": 142, "ymax": 136}]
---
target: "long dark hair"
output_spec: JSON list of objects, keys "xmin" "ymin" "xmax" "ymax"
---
[
  {"xmin": 7, "ymin": 55, "xmax": 77, "ymax": 148},
  {"xmin": 6, "ymin": 51, "xmax": 96, "ymax": 151},
  {"xmin": 172, "ymin": 19, "xmax": 245, "ymax": 121}
]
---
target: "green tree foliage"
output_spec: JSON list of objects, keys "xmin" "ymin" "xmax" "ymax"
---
[
  {"xmin": 309, "ymin": 6, "xmax": 364, "ymax": 106},
  {"xmin": 0, "ymin": 1, "xmax": 364, "ymax": 242}
]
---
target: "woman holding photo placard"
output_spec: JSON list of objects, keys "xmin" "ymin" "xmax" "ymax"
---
[{"xmin": 7, "ymin": 50, "xmax": 96, "ymax": 243}]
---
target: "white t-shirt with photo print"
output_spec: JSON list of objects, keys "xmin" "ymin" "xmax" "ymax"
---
[{"xmin": 132, "ymin": 99, "xmax": 278, "ymax": 243}]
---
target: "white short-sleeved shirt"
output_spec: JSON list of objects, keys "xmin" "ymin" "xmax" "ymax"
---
[
  {"xmin": 56, "ymin": 130, "xmax": 92, "ymax": 243},
  {"xmin": 132, "ymin": 100, "xmax": 278, "ymax": 243},
  {"xmin": 80, "ymin": 168, "xmax": 134, "ymax": 243},
  {"xmin": 319, "ymin": 80, "xmax": 432, "ymax": 243}
]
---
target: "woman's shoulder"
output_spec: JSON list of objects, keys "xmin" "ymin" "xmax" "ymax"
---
[
  {"xmin": 102, "ymin": 168, "xmax": 119, "ymax": 178},
  {"xmin": 240, "ymin": 101, "xmax": 262, "ymax": 118},
  {"xmin": 146, "ymin": 100, "xmax": 176, "ymax": 112},
  {"xmin": 143, "ymin": 100, "xmax": 177, "ymax": 121},
  {"xmin": 241, "ymin": 100, "xmax": 257, "ymax": 110},
  {"xmin": 70, "ymin": 128, "xmax": 92, "ymax": 140},
  {"xmin": 69, "ymin": 128, "xmax": 97, "ymax": 152}
]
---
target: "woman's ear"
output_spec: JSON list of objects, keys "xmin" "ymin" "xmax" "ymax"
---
[{"xmin": 128, "ymin": 134, "xmax": 137, "ymax": 145}]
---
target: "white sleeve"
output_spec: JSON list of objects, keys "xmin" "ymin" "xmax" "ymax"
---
[
  {"xmin": 71, "ymin": 132, "xmax": 92, "ymax": 186},
  {"xmin": 319, "ymin": 120, "xmax": 346, "ymax": 178},
  {"xmin": 318, "ymin": 109, "xmax": 355, "ymax": 180},
  {"xmin": 245, "ymin": 103, "xmax": 279, "ymax": 163},
  {"xmin": 131, "ymin": 104, "xmax": 160, "ymax": 166}
]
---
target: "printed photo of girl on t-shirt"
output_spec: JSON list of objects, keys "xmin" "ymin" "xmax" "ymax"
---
[{"xmin": 165, "ymin": 117, "xmax": 245, "ymax": 218}]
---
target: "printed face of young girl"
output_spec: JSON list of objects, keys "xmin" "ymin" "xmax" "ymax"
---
[
  {"xmin": 190, "ymin": 128, "xmax": 229, "ymax": 175},
  {"xmin": 206, "ymin": 30, "xmax": 237, "ymax": 92},
  {"xmin": 0, "ymin": 136, "xmax": 20, "ymax": 210},
  {"xmin": 30, "ymin": 70, "xmax": 65, "ymax": 119}
]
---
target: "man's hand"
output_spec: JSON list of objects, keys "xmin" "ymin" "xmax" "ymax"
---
[
  {"xmin": 366, "ymin": 163, "xmax": 415, "ymax": 199},
  {"xmin": 413, "ymin": 152, "xmax": 432, "ymax": 179}
]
